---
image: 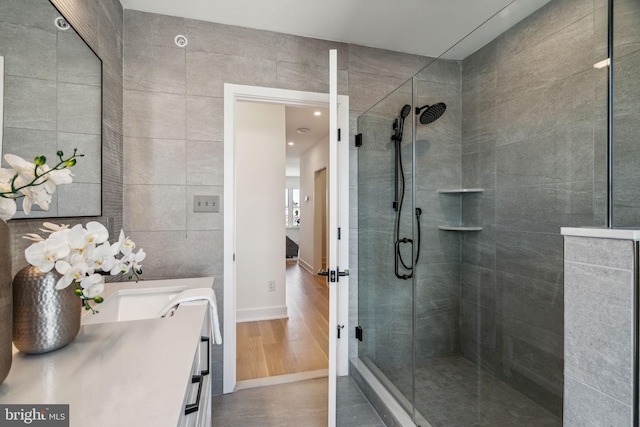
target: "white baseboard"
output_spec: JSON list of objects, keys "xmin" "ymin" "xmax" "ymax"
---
[
  {"xmin": 298, "ymin": 258, "xmax": 314, "ymax": 274},
  {"xmin": 236, "ymin": 306, "xmax": 288, "ymax": 323}
]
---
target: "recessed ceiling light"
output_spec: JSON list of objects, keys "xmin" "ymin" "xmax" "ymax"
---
[
  {"xmin": 314, "ymin": 111, "xmax": 322, "ymax": 116},
  {"xmin": 288, "ymin": 141, "xmax": 295, "ymax": 146},
  {"xmin": 297, "ymin": 128, "xmax": 310, "ymax": 134}
]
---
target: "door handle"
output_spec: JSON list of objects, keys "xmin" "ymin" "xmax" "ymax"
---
[{"xmin": 317, "ymin": 269, "xmax": 329, "ymax": 277}]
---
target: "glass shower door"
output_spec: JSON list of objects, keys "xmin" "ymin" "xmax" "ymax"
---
[{"xmin": 357, "ymin": 78, "xmax": 416, "ymax": 414}]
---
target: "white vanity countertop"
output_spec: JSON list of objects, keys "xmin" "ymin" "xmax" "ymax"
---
[{"xmin": 0, "ymin": 281, "xmax": 211, "ymax": 427}]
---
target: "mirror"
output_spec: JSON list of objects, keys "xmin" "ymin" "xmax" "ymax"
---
[{"xmin": 0, "ymin": 0, "xmax": 102, "ymax": 218}]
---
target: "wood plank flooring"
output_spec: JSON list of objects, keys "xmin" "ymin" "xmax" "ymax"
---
[{"xmin": 236, "ymin": 262, "xmax": 329, "ymax": 381}]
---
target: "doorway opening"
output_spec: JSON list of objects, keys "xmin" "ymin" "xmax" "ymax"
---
[
  {"xmin": 234, "ymin": 103, "xmax": 330, "ymax": 387},
  {"xmin": 223, "ymin": 83, "xmax": 350, "ymax": 395}
]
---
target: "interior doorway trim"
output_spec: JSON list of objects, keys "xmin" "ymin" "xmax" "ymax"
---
[{"xmin": 223, "ymin": 83, "xmax": 349, "ymax": 394}]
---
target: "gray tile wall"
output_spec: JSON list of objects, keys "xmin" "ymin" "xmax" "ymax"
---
[
  {"xmin": 563, "ymin": 236, "xmax": 635, "ymax": 426},
  {"xmin": 460, "ymin": 0, "xmax": 602, "ymax": 416},
  {"xmin": 123, "ymin": 10, "xmax": 432, "ymax": 395},
  {"xmin": 6, "ymin": 0, "xmax": 123, "ymax": 276}
]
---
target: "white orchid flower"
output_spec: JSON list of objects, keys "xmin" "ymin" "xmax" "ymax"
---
[
  {"xmin": 110, "ymin": 259, "xmax": 132, "ymax": 276},
  {"xmin": 54, "ymin": 260, "xmax": 89, "ymax": 289},
  {"xmin": 0, "ymin": 167, "xmax": 15, "ymax": 183},
  {"xmin": 85, "ymin": 221, "xmax": 109, "ymax": 245},
  {"xmin": 80, "ymin": 274, "xmax": 105, "ymax": 299},
  {"xmin": 132, "ymin": 248, "xmax": 146, "ymax": 273},
  {"xmin": 40, "ymin": 222, "xmax": 69, "ymax": 234},
  {"xmin": 23, "ymin": 233, "xmax": 45, "ymax": 242},
  {"xmin": 0, "ymin": 198, "xmax": 16, "ymax": 222},
  {"xmin": 25, "ymin": 238, "xmax": 71, "ymax": 273},
  {"xmin": 38, "ymin": 164, "xmax": 73, "ymax": 189},
  {"xmin": 89, "ymin": 242, "xmax": 117, "ymax": 272},
  {"xmin": 4, "ymin": 154, "xmax": 35, "ymax": 178},
  {"xmin": 112, "ymin": 230, "xmax": 137, "ymax": 256},
  {"xmin": 28, "ymin": 186, "xmax": 53, "ymax": 212}
]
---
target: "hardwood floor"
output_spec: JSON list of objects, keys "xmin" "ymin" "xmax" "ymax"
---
[{"xmin": 236, "ymin": 262, "xmax": 329, "ymax": 381}]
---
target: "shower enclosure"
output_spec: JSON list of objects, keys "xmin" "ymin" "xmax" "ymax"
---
[{"xmin": 355, "ymin": 0, "xmax": 640, "ymax": 425}]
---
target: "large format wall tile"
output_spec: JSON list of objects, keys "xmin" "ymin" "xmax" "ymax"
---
[
  {"xmin": 496, "ymin": 69, "xmax": 594, "ymax": 146},
  {"xmin": 277, "ymin": 34, "xmax": 349, "ymax": 70},
  {"xmin": 124, "ymin": 10, "xmax": 185, "ymax": 49},
  {"xmin": 4, "ymin": 76, "xmax": 56, "ymax": 130},
  {"xmin": 565, "ymin": 262, "xmax": 633, "ymax": 404},
  {"xmin": 497, "ymin": 124, "xmax": 594, "ymax": 188},
  {"xmin": 0, "ymin": 22, "xmax": 56, "ymax": 80},
  {"xmin": 564, "ymin": 376, "xmax": 632, "ymax": 426},
  {"xmin": 124, "ymin": 184, "xmax": 187, "ymax": 231},
  {"xmin": 495, "ymin": 230, "xmax": 564, "ymax": 285},
  {"xmin": 496, "ymin": 14, "xmax": 594, "ymax": 104},
  {"xmin": 124, "ymin": 137, "xmax": 187, "ymax": 185},
  {"xmin": 123, "ymin": 43, "xmax": 186, "ymax": 94},
  {"xmin": 186, "ymin": 51, "xmax": 277, "ymax": 97},
  {"xmin": 186, "ymin": 96, "xmax": 223, "ymax": 142},
  {"xmin": 495, "ymin": 0, "xmax": 593, "ymax": 63},
  {"xmin": 186, "ymin": 19, "xmax": 277, "ymax": 60},
  {"xmin": 123, "ymin": 90, "xmax": 186, "ymax": 139}
]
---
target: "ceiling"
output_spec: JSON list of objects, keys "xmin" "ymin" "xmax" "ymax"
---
[
  {"xmin": 119, "ymin": 0, "xmax": 552, "ymax": 60},
  {"xmin": 285, "ymin": 106, "xmax": 329, "ymax": 177}
]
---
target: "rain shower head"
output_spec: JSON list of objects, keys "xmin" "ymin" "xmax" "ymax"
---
[{"xmin": 415, "ymin": 102, "xmax": 447, "ymax": 125}]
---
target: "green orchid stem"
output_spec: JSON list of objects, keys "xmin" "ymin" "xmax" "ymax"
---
[
  {"xmin": 0, "ymin": 149, "xmax": 84, "ymax": 199},
  {"xmin": 75, "ymin": 282, "xmax": 101, "ymax": 315}
]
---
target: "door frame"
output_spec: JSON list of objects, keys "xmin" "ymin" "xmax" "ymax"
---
[{"xmin": 223, "ymin": 83, "xmax": 349, "ymax": 394}]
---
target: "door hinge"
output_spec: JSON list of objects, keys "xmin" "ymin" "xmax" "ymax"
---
[
  {"xmin": 355, "ymin": 133, "xmax": 362, "ymax": 147},
  {"xmin": 338, "ymin": 128, "xmax": 341, "ymax": 141},
  {"xmin": 337, "ymin": 227, "xmax": 341, "ymax": 240},
  {"xmin": 355, "ymin": 326, "xmax": 363, "ymax": 341},
  {"xmin": 337, "ymin": 325, "xmax": 344, "ymax": 339}
]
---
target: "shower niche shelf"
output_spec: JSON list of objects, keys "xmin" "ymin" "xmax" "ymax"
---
[
  {"xmin": 437, "ymin": 188, "xmax": 484, "ymax": 194},
  {"xmin": 437, "ymin": 188, "xmax": 484, "ymax": 232},
  {"xmin": 438, "ymin": 226, "xmax": 483, "ymax": 232}
]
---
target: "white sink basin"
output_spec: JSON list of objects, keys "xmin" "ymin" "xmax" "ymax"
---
[{"xmin": 81, "ymin": 286, "xmax": 188, "ymax": 325}]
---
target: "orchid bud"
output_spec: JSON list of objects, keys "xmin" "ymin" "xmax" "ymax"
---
[
  {"xmin": 34, "ymin": 156, "xmax": 46, "ymax": 166},
  {"xmin": 65, "ymin": 158, "xmax": 76, "ymax": 167},
  {"xmin": 94, "ymin": 296, "xmax": 104, "ymax": 304},
  {"xmin": 56, "ymin": 150, "xmax": 64, "ymax": 157}
]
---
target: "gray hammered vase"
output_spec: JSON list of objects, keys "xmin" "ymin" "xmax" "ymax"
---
[
  {"xmin": 0, "ymin": 221, "xmax": 11, "ymax": 384},
  {"xmin": 13, "ymin": 266, "xmax": 81, "ymax": 354}
]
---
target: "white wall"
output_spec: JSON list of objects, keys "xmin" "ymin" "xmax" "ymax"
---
[
  {"xmin": 236, "ymin": 102, "xmax": 287, "ymax": 322},
  {"xmin": 298, "ymin": 136, "xmax": 329, "ymax": 273},
  {"xmin": 286, "ymin": 176, "xmax": 300, "ymax": 244}
]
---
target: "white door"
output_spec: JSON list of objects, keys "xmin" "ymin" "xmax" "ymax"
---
[{"xmin": 327, "ymin": 49, "xmax": 350, "ymax": 427}]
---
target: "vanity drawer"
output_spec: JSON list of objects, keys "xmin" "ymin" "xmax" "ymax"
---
[{"xmin": 179, "ymin": 309, "xmax": 212, "ymax": 427}]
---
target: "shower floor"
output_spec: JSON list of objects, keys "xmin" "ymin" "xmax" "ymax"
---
[{"xmin": 379, "ymin": 356, "xmax": 561, "ymax": 427}]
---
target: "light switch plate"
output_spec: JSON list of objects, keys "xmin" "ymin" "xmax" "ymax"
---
[{"xmin": 194, "ymin": 195, "xmax": 220, "ymax": 213}]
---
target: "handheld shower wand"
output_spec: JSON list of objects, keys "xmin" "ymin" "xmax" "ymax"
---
[{"xmin": 392, "ymin": 102, "xmax": 446, "ymax": 280}]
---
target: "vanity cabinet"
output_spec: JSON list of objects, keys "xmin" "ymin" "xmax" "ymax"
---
[
  {"xmin": 179, "ymin": 309, "xmax": 212, "ymax": 427},
  {"xmin": 0, "ymin": 297, "xmax": 212, "ymax": 427}
]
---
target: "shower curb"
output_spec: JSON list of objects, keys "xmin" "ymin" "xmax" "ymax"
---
[{"xmin": 350, "ymin": 358, "xmax": 430, "ymax": 427}]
